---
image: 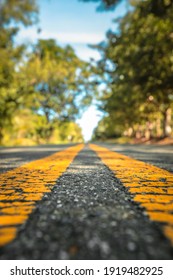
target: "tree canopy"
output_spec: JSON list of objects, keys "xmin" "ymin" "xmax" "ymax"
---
[
  {"xmin": 80, "ymin": 0, "xmax": 122, "ymax": 11},
  {"xmin": 0, "ymin": 0, "xmax": 89, "ymax": 145},
  {"xmin": 0, "ymin": 0, "xmax": 39, "ymax": 143},
  {"xmin": 23, "ymin": 39, "xmax": 89, "ymax": 142},
  {"xmin": 89, "ymin": 0, "xmax": 173, "ymax": 140},
  {"xmin": 1, "ymin": 0, "xmax": 173, "ymax": 144}
]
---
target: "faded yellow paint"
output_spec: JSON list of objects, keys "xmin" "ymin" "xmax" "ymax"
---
[
  {"xmin": 147, "ymin": 212, "xmax": 173, "ymax": 225},
  {"xmin": 0, "ymin": 216, "xmax": 28, "ymax": 226},
  {"xmin": 0, "ymin": 144, "xmax": 83, "ymax": 247},
  {"xmin": 0, "ymin": 228, "xmax": 17, "ymax": 247},
  {"xmin": 141, "ymin": 203, "xmax": 173, "ymax": 211},
  {"xmin": 1, "ymin": 206, "xmax": 34, "ymax": 215},
  {"xmin": 134, "ymin": 194, "xmax": 173, "ymax": 203},
  {"xmin": 164, "ymin": 226, "xmax": 173, "ymax": 246},
  {"xmin": 90, "ymin": 144, "xmax": 173, "ymax": 246},
  {"xmin": 129, "ymin": 187, "xmax": 173, "ymax": 194}
]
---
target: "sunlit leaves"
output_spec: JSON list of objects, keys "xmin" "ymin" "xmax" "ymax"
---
[
  {"xmin": 0, "ymin": 0, "xmax": 39, "ymax": 143},
  {"xmin": 79, "ymin": 0, "xmax": 122, "ymax": 11},
  {"xmin": 91, "ymin": 0, "xmax": 173, "ymax": 139},
  {"xmin": 0, "ymin": 0, "xmax": 38, "ymax": 27}
]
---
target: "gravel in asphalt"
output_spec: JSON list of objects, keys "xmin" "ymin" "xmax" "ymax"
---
[{"xmin": 0, "ymin": 146, "xmax": 172, "ymax": 259}]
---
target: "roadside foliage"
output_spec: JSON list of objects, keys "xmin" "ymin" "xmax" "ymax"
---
[
  {"xmin": 84, "ymin": 0, "xmax": 173, "ymax": 141},
  {"xmin": 0, "ymin": 0, "xmax": 95, "ymax": 145},
  {"xmin": 1, "ymin": 0, "xmax": 173, "ymax": 144}
]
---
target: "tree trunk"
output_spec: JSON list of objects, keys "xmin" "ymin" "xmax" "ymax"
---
[
  {"xmin": 135, "ymin": 125, "xmax": 142, "ymax": 139},
  {"xmin": 144, "ymin": 122, "xmax": 152, "ymax": 140},
  {"xmin": 127, "ymin": 127, "xmax": 133, "ymax": 137},
  {"xmin": 156, "ymin": 118, "xmax": 162, "ymax": 138},
  {"xmin": 0, "ymin": 126, "xmax": 3, "ymax": 145},
  {"xmin": 163, "ymin": 108, "xmax": 172, "ymax": 137}
]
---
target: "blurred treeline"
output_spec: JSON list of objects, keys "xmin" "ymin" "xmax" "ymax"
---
[
  {"xmin": 2, "ymin": 0, "xmax": 173, "ymax": 145},
  {"xmin": 0, "ymin": 0, "xmax": 97, "ymax": 146},
  {"xmin": 83, "ymin": 0, "xmax": 173, "ymax": 141}
]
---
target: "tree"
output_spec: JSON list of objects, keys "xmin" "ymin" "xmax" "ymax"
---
[
  {"xmin": 2, "ymin": 108, "xmax": 84, "ymax": 145},
  {"xmin": 83, "ymin": 0, "xmax": 173, "ymax": 139},
  {"xmin": 0, "ymin": 0, "xmax": 38, "ymax": 143},
  {"xmin": 80, "ymin": 0, "xmax": 173, "ymax": 13},
  {"xmin": 22, "ymin": 39, "xmax": 92, "ymax": 142},
  {"xmin": 79, "ymin": 0, "xmax": 122, "ymax": 11},
  {"xmin": 109, "ymin": 1, "xmax": 173, "ymax": 137}
]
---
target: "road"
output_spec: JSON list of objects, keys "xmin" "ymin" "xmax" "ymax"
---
[
  {"xmin": 100, "ymin": 143, "xmax": 173, "ymax": 173},
  {"xmin": 0, "ymin": 144, "xmax": 76, "ymax": 174},
  {"xmin": 0, "ymin": 143, "xmax": 173, "ymax": 259}
]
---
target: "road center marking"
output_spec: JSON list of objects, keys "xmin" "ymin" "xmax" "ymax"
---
[
  {"xmin": 90, "ymin": 144, "xmax": 173, "ymax": 246},
  {"xmin": 0, "ymin": 144, "xmax": 83, "ymax": 247}
]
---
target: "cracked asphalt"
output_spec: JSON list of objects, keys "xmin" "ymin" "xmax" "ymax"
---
[{"xmin": 0, "ymin": 145, "xmax": 173, "ymax": 259}]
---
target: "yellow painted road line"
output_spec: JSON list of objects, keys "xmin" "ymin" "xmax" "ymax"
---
[
  {"xmin": 90, "ymin": 144, "xmax": 173, "ymax": 245},
  {"xmin": 0, "ymin": 144, "xmax": 83, "ymax": 247}
]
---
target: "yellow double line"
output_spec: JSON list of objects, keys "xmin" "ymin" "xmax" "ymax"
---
[
  {"xmin": 0, "ymin": 144, "xmax": 83, "ymax": 247},
  {"xmin": 1, "ymin": 143, "xmax": 173, "ymax": 249},
  {"xmin": 90, "ymin": 144, "xmax": 173, "ymax": 246}
]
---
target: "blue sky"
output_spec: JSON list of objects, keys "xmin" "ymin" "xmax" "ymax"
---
[{"xmin": 18, "ymin": 0, "xmax": 126, "ymax": 141}]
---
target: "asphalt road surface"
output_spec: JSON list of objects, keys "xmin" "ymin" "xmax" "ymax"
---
[
  {"xmin": 0, "ymin": 143, "xmax": 173, "ymax": 259},
  {"xmin": 100, "ymin": 143, "xmax": 173, "ymax": 173},
  {"xmin": 0, "ymin": 144, "xmax": 76, "ymax": 174}
]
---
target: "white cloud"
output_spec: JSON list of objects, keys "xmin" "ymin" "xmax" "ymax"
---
[
  {"xmin": 18, "ymin": 28, "xmax": 104, "ymax": 44},
  {"xmin": 57, "ymin": 32, "xmax": 104, "ymax": 44},
  {"xmin": 17, "ymin": 28, "xmax": 102, "ymax": 61},
  {"xmin": 75, "ymin": 46, "xmax": 101, "ymax": 61}
]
